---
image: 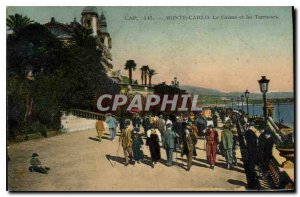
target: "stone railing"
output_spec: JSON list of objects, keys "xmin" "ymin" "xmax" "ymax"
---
[
  {"xmin": 72, "ymin": 109, "xmax": 107, "ymax": 121},
  {"xmin": 232, "ymin": 111, "xmax": 294, "ymax": 190}
]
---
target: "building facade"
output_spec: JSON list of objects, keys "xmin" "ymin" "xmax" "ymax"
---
[
  {"xmin": 44, "ymin": 6, "xmax": 113, "ymax": 76},
  {"xmin": 44, "ymin": 7, "xmax": 155, "ymax": 95}
]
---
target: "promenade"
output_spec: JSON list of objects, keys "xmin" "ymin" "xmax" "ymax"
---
[{"xmin": 8, "ymin": 121, "xmax": 247, "ymax": 191}]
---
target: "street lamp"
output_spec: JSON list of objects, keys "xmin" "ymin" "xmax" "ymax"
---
[
  {"xmin": 231, "ymin": 98, "xmax": 234, "ymax": 109},
  {"xmin": 258, "ymin": 76, "xmax": 270, "ymax": 122},
  {"xmin": 241, "ymin": 94, "xmax": 244, "ymax": 112},
  {"xmin": 244, "ymin": 89, "xmax": 250, "ymax": 115},
  {"xmin": 236, "ymin": 97, "xmax": 240, "ymax": 110}
]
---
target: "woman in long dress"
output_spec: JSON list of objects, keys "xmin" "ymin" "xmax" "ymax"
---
[
  {"xmin": 131, "ymin": 127, "xmax": 144, "ymax": 164},
  {"xmin": 146, "ymin": 118, "xmax": 162, "ymax": 168}
]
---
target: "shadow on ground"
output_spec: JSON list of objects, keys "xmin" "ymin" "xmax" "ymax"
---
[
  {"xmin": 227, "ymin": 179, "xmax": 247, "ymax": 187},
  {"xmin": 89, "ymin": 136, "xmax": 112, "ymax": 142},
  {"xmin": 105, "ymin": 154, "xmax": 126, "ymax": 166}
]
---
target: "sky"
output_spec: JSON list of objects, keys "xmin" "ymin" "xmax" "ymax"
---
[{"xmin": 6, "ymin": 6, "xmax": 294, "ymax": 93}]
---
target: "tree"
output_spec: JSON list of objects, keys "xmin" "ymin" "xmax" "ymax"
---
[
  {"xmin": 7, "ymin": 21, "xmax": 119, "ymax": 140},
  {"xmin": 124, "ymin": 60, "xmax": 137, "ymax": 84},
  {"xmin": 154, "ymin": 82, "xmax": 182, "ymax": 94},
  {"xmin": 6, "ymin": 14, "xmax": 34, "ymax": 34},
  {"xmin": 140, "ymin": 67, "xmax": 144, "ymax": 85},
  {"xmin": 7, "ymin": 23, "xmax": 64, "ymax": 139},
  {"xmin": 140, "ymin": 65, "xmax": 149, "ymax": 86},
  {"xmin": 147, "ymin": 68, "xmax": 157, "ymax": 86},
  {"xmin": 73, "ymin": 27, "xmax": 96, "ymax": 49}
]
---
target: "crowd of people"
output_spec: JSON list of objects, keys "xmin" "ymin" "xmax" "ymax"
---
[
  {"xmin": 95, "ymin": 108, "xmax": 243, "ymax": 171},
  {"xmin": 27, "ymin": 107, "xmax": 274, "ymax": 179}
]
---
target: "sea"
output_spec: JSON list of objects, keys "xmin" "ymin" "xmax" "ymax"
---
[{"xmin": 233, "ymin": 103, "xmax": 294, "ymax": 128}]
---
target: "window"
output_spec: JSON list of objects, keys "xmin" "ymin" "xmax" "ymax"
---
[{"xmin": 86, "ymin": 19, "xmax": 91, "ymax": 28}]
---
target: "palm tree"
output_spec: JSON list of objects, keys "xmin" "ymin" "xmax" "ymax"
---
[
  {"xmin": 147, "ymin": 68, "xmax": 157, "ymax": 86},
  {"xmin": 143, "ymin": 65, "xmax": 149, "ymax": 86},
  {"xmin": 140, "ymin": 67, "xmax": 144, "ymax": 85},
  {"xmin": 124, "ymin": 60, "xmax": 137, "ymax": 84},
  {"xmin": 140, "ymin": 65, "xmax": 149, "ymax": 86},
  {"xmin": 7, "ymin": 14, "xmax": 34, "ymax": 34}
]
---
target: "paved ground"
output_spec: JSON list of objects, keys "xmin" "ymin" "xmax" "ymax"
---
[{"xmin": 7, "ymin": 125, "xmax": 247, "ymax": 191}]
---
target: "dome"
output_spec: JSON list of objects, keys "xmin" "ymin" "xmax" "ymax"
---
[{"xmin": 81, "ymin": 6, "xmax": 98, "ymax": 16}]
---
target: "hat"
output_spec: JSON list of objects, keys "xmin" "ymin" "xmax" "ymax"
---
[
  {"xmin": 208, "ymin": 125, "xmax": 213, "ymax": 128},
  {"xmin": 225, "ymin": 119, "xmax": 232, "ymax": 125},
  {"xmin": 151, "ymin": 118, "xmax": 159, "ymax": 128},
  {"xmin": 125, "ymin": 119, "xmax": 131, "ymax": 126},
  {"xmin": 32, "ymin": 153, "xmax": 39, "ymax": 157}
]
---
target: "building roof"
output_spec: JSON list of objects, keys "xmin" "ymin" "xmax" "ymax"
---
[
  {"xmin": 81, "ymin": 6, "xmax": 98, "ymax": 16},
  {"xmin": 100, "ymin": 12, "xmax": 106, "ymax": 21},
  {"xmin": 99, "ymin": 12, "xmax": 108, "ymax": 33},
  {"xmin": 44, "ymin": 17, "xmax": 74, "ymax": 38}
]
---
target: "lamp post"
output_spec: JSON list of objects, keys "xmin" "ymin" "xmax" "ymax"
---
[
  {"xmin": 231, "ymin": 98, "xmax": 234, "ymax": 109},
  {"xmin": 244, "ymin": 89, "xmax": 250, "ymax": 115},
  {"xmin": 236, "ymin": 97, "xmax": 240, "ymax": 110},
  {"xmin": 241, "ymin": 94, "xmax": 244, "ymax": 112},
  {"xmin": 258, "ymin": 76, "xmax": 270, "ymax": 122}
]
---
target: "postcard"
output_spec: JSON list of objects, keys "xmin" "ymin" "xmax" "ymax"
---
[{"xmin": 6, "ymin": 6, "xmax": 295, "ymax": 191}]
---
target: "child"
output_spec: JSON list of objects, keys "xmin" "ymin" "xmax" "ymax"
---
[{"xmin": 29, "ymin": 153, "xmax": 50, "ymax": 174}]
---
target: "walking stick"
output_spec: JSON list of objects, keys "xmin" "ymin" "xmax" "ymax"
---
[{"xmin": 109, "ymin": 139, "xmax": 121, "ymax": 168}]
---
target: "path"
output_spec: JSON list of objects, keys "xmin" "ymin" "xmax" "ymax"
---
[{"xmin": 8, "ymin": 121, "xmax": 247, "ymax": 191}]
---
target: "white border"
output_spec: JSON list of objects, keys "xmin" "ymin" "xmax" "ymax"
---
[{"xmin": 1, "ymin": 0, "xmax": 298, "ymax": 196}]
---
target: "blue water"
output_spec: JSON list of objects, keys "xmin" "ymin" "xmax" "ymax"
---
[{"xmin": 232, "ymin": 103, "xmax": 294, "ymax": 128}]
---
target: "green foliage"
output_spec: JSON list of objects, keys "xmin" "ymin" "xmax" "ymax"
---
[
  {"xmin": 24, "ymin": 121, "xmax": 47, "ymax": 135},
  {"xmin": 147, "ymin": 68, "xmax": 157, "ymax": 77},
  {"xmin": 7, "ymin": 19, "xmax": 119, "ymax": 140},
  {"xmin": 147, "ymin": 68, "xmax": 157, "ymax": 85},
  {"xmin": 124, "ymin": 60, "xmax": 137, "ymax": 84},
  {"xmin": 7, "ymin": 23, "xmax": 63, "ymax": 76},
  {"xmin": 121, "ymin": 76, "xmax": 130, "ymax": 83},
  {"xmin": 124, "ymin": 59, "xmax": 137, "ymax": 71},
  {"xmin": 154, "ymin": 82, "xmax": 185, "ymax": 94},
  {"xmin": 6, "ymin": 14, "xmax": 34, "ymax": 34}
]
